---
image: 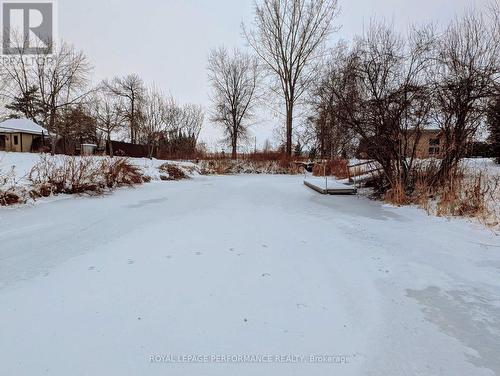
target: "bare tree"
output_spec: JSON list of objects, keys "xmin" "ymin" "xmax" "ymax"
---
[
  {"xmin": 1, "ymin": 41, "xmax": 93, "ymax": 153},
  {"xmin": 208, "ymin": 47, "xmax": 259, "ymax": 159},
  {"xmin": 92, "ymin": 87, "xmax": 125, "ymax": 157},
  {"xmin": 163, "ymin": 96, "xmax": 185, "ymax": 135},
  {"xmin": 244, "ymin": 0, "xmax": 338, "ymax": 156},
  {"xmin": 141, "ymin": 85, "xmax": 168, "ymax": 159},
  {"xmin": 35, "ymin": 43, "xmax": 93, "ymax": 154},
  {"xmin": 182, "ymin": 103, "xmax": 205, "ymax": 142},
  {"xmin": 103, "ymin": 74, "xmax": 146, "ymax": 144},
  {"xmin": 326, "ymin": 23, "xmax": 435, "ymax": 191},
  {"xmin": 432, "ymin": 8, "xmax": 500, "ymax": 182},
  {"xmin": 149, "ymin": 96, "xmax": 204, "ymax": 159},
  {"xmin": 0, "ymin": 32, "xmax": 43, "ymax": 123},
  {"xmin": 306, "ymin": 46, "xmax": 358, "ymax": 159}
]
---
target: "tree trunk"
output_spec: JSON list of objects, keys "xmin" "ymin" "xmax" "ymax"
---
[
  {"xmin": 49, "ymin": 115, "xmax": 56, "ymax": 156},
  {"xmin": 231, "ymin": 136, "xmax": 237, "ymax": 160},
  {"xmin": 130, "ymin": 99, "xmax": 135, "ymax": 144},
  {"xmin": 148, "ymin": 143, "xmax": 154, "ymax": 160},
  {"xmin": 50, "ymin": 137, "xmax": 56, "ymax": 155},
  {"xmin": 286, "ymin": 105, "xmax": 293, "ymax": 157},
  {"xmin": 436, "ymin": 152, "xmax": 460, "ymax": 185},
  {"xmin": 436, "ymin": 127, "xmax": 466, "ymax": 185},
  {"xmin": 108, "ymin": 134, "xmax": 113, "ymax": 158}
]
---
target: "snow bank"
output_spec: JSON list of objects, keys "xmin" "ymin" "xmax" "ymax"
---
[
  {"xmin": 0, "ymin": 152, "xmax": 199, "ymax": 185},
  {"xmin": 0, "ymin": 152, "xmax": 199, "ymax": 206}
]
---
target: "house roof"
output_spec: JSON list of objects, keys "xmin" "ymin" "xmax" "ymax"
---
[{"xmin": 0, "ymin": 118, "xmax": 48, "ymax": 136}]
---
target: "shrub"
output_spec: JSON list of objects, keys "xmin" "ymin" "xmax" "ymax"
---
[
  {"xmin": 29, "ymin": 155, "xmax": 145, "ymax": 197},
  {"xmin": 101, "ymin": 158, "xmax": 144, "ymax": 187},
  {"xmin": 158, "ymin": 163, "xmax": 190, "ymax": 180},
  {"xmin": 29, "ymin": 155, "xmax": 102, "ymax": 195},
  {"xmin": 0, "ymin": 166, "xmax": 26, "ymax": 206}
]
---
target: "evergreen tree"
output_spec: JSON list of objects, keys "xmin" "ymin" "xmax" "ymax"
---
[{"xmin": 5, "ymin": 86, "xmax": 44, "ymax": 123}]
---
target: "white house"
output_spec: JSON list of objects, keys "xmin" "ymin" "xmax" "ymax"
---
[{"xmin": 0, "ymin": 118, "xmax": 49, "ymax": 153}]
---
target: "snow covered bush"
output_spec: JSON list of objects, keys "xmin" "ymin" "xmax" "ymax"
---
[
  {"xmin": 158, "ymin": 163, "xmax": 190, "ymax": 181},
  {"xmin": 29, "ymin": 155, "xmax": 145, "ymax": 197},
  {"xmin": 29, "ymin": 155, "xmax": 101, "ymax": 195},
  {"xmin": 0, "ymin": 166, "xmax": 26, "ymax": 206},
  {"xmin": 0, "ymin": 153, "xmax": 200, "ymax": 206},
  {"xmin": 101, "ymin": 158, "xmax": 145, "ymax": 187}
]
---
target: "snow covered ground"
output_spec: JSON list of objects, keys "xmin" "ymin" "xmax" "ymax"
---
[
  {"xmin": 1, "ymin": 174, "xmax": 499, "ymax": 375},
  {"xmin": 0, "ymin": 151, "xmax": 198, "ymax": 185}
]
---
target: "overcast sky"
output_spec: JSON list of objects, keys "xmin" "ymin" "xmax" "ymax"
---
[{"xmin": 59, "ymin": 0, "xmax": 490, "ymax": 149}]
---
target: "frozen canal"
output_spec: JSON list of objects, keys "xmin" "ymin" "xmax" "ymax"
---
[{"xmin": 1, "ymin": 175, "xmax": 499, "ymax": 376}]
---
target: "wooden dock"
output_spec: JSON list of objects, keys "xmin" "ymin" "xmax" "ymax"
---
[{"xmin": 304, "ymin": 179, "xmax": 357, "ymax": 195}]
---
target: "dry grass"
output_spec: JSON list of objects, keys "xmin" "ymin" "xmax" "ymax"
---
[
  {"xmin": 384, "ymin": 179, "xmax": 407, "ymax": 206},
  {"xmin": 312, "ymin": 159, "xmax": 349, "ymax": 179},
  {"xmin": 200, "ymin": 160, "xmax": 233, "ymax": 175},
  {"xmin": 244, "ymin": 151, "xmax": 288, "ymax": 162},
  {"xmin": 199, "ymin": 159, "xmax": 302, "ymax": 175},
  {"xmin": 434, "ymin": 171, "xmax": 499, "ymax": 224},
  {"xmin": 384, "ymin": 162, "xmax": 500, "ymax": 228}
]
